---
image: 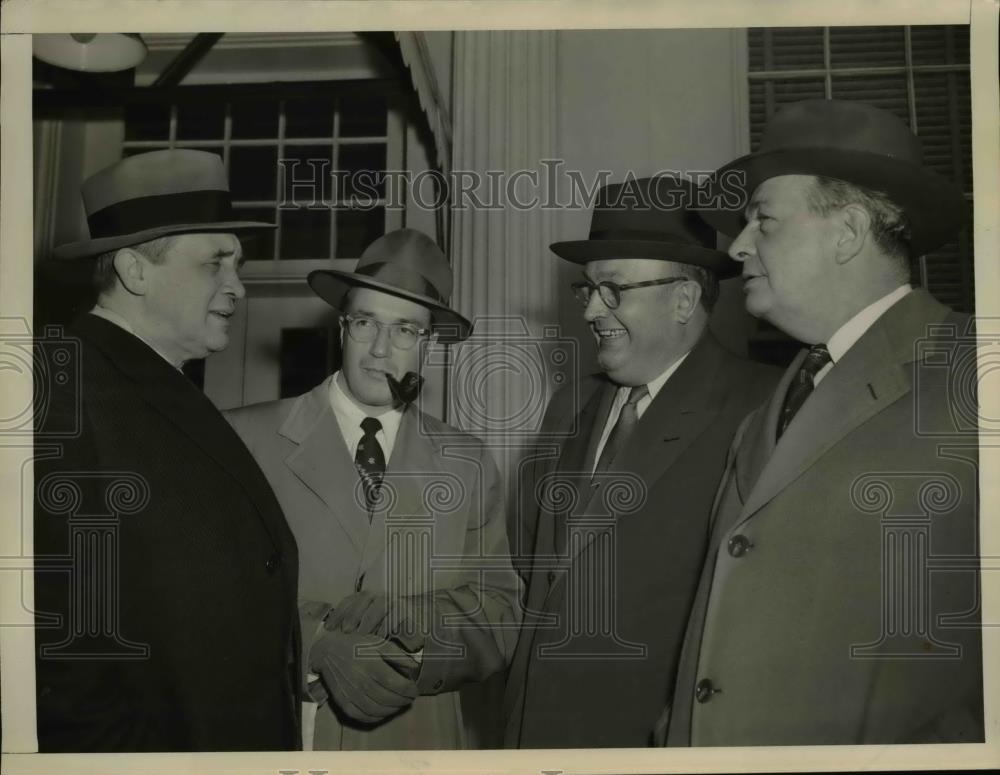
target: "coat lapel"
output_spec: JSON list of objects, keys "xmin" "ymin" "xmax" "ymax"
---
[
  {"xmin": 281, "ymin": 378, "xmax": 371, "ymax": 554},
  {"xmin": 77, "ymin": 314, "xmax": 287, "ymax": 551},
  {"xmin": 358, "ymin": 407, "xmax": 446, "ymax": 577},
  {"xmin": 565, "ymin": 334, "xmax": 728, "ymax": 564},
  {"xmin": 553, "ymin": 381, "xmax": 615, "ymax": 558},
  {"xmin": 736, "ymin": 289, "xmax": 951, "ymax": 527}
]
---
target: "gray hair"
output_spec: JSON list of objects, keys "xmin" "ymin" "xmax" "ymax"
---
[
  {"xmin": 93, "ymin": 236, "xmax": 174, "ymax": 294},
  {"xmin": 676, "ymin": 263, "xmax": 719, "ymax": 313},
  {"xmin": 806, "ymin": 176, "xmax": 911, "ymax": 272}
]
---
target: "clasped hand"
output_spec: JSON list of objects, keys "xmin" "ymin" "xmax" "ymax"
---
[{"xmin": 308, "ymin": 592, "xmax": 425, "ymax": 724}]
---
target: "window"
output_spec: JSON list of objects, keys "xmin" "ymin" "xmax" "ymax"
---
[
  {"xmin": 121, "ymin": 89, "xmax": 403, "ymax": 264},
  {"xmin": 747, "ymin": 25, "xmax": 973, "ymax": 313},
  {"xmin": 279, "ymin": 326, "xmax": 339, "ymax": 398}
]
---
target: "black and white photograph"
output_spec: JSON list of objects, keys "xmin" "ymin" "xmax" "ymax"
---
[{"xmin": 1, "ymin": 1, "xmax": 997, "ymax": 773}]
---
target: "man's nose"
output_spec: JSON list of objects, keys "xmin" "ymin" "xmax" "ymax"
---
[
  {"xmin": 728, "ymin": 225, "xmax": 755, "ymax": 263},
  {"xmin": 582, "ymin": 289, "xmax": 608, "ymax": 322},
  {"xmin": 369, "ymin": 324, "xmax": 391, "ymax": 357},
  {"xmin": 224, "ymin": 266, "xmax": 246, "ymax": 300}
]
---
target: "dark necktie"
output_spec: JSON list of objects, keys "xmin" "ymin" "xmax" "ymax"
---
[
  {"xmin": 777, "ymin": 344, "xmax": 832, "ymax": 440},
  {"xmin": 355, "ymin": 416, "xmax": 386, "ymax": 512},
  {"xmin": 594, "ymin": 384, "xmax": 649, "ymax": 473}
]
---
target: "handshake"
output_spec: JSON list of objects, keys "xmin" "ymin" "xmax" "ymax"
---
[{"xmin": 304, "ymin": 591, "xmax": 428, "ymax": 725}]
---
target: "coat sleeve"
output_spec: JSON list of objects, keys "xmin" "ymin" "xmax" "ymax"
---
[{"xmin": 412, "ymin": 445, "xmax": 524, "ymax": 695}]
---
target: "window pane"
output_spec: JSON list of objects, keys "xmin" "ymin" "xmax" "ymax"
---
[
  {"xmin": 336, "ymin": 206, "xmax": 385, "ymax": 258},
  {"xmin": 338, "ymin": 144, "xmax": 388, "ymax": 198},
  {"xmin": 124, "ymin": 103, "xmax": 171, "ymax": 141},
  {"xmin": 231, "ymin": 206, "xmax": 276, "ymax": 261},
  {"xmin": 280, "ymin": 327, "xmax": 330, "ymax": 398},
  {"xmin": 230, "ymin": 146, "xmax": 278, "ymax": 202},
  {"xmin": 339, "ymin": 95, "xmax": 388, "ymax": 137},
  {"xmin": 911, "ymin": 25, "xmax": 969, "ymax": 67},
  {"xmin": 280, "ymin": 207, "xmax": 331, "ymax": 260},
  {"xmin": 176, "ymin": 102, "xmax": 226, "ymax": 141},
  {"xmin": 830, "ymin": 26, "xmax": 905, "ymax": 68},
  {"xmin": 285, "ymin": 98, "xmax": 334, "ymax": 139},
  {"xmin": 748, "ymin": 27, "xmax": 825, "ymax": 71},
  {"xmin": 230, "ymin": 97, "xmax": 280, "ymax": 139},
  {"xmin": 280, "ymin": 145, "xmax": 333, "ymax": 206}
]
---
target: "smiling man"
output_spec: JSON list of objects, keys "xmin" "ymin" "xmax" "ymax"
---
[
  {"xmin": 663, "ymin": 100, "xmax": 983, "ymax": 745},
  {"xmin": 226, "ymin": 228, "xmax": 521, "ymax": 750},
  {"xmin": 33, "ymin": 150, "xmax": 301, "ymax": 752},
  {"xmin": 504, "ymin": 175, "xmax": 778, "ymax": 748}
]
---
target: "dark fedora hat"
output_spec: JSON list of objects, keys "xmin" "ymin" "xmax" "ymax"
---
[
  {"xmin": 549, "ymin": 175, "xmax": 737, "ymax": 278},
  {"xmin": 699, "ymin": 99, "xmax": 968, "ymax": 256},
  {"xmin": 308, "ymin": 228, "xmax": 472, "ymax": 343},
  {"xmin": 53, "ymin": 149, "xmax": 275, "ymax": 260}
]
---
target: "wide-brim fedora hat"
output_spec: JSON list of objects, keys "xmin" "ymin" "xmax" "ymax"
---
[
  {"xmin": 53, "ymin": 149, "xmax": 275, "ymax": 260},
  {"xmin": 699, "ymin": 99, "xmax": 968, "ymax": 256},
  {"xmin": 549, "ymin": 175, "xmax": 738, "ymax": 279},
  {"xmin": 308, "ymin": 228, "xmax": 472, "ymax": 344}
]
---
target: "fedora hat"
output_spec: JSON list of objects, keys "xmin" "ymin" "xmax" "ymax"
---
[
  {"xmin": 699, "ymin": 99, "xmax": 968, "ymax": 256},
  {"xmin": 308, "ymin": 228, "xmax": 472, "ymax": 343},
  {"xmin": 53, "ymin": 149, "xmax": 275, "ymax": 260},
  {"xmin": 549, "ymin": 175, "xmax": 738, "ymax": 278}
]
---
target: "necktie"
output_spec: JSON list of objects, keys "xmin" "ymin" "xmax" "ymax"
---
[
  {"xmin": 594, "ymin": 384, "xmax": 649, "ymax": 473},
  {"xmin": 355, "ymin": 416, "xmax": 386, "ymax": 512},
  {"xmin": 777, "ymin": 344, "xmax": 832, "ymax": 440}
]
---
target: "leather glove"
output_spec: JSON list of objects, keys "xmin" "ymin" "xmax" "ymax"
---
[
  {"xmin": 308, "ymin": 628, "xmax": 418, "ymax": 724},
  {"xmin": 325, "ymin": 591, "xmax": 427, "ymax": 654}
]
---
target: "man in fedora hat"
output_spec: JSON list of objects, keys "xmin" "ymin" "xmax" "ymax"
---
[
  {"xmin": 33, "ymin": 149, "xmax": 302, "ymax": 751},
  {"xmin": 662, "ymin": 99, "xmax": 983, "ymax": 745},
  {"xmin": 503, "ymin": 175, "xmax": 779, "ymax": 748},
  {"xmin": 225, "ymin": 227, "xmax": 521, "ymax": 750}
]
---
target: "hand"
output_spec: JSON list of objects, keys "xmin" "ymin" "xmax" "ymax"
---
[
  {"xmin": 326, "ymin": 591, "xmax": 427, "ymax": 653},
  {"xmin": 324, "ymin": 591, "xmax": 388, "ymax": 636},
  {"xmin": 308, "ymin": 628, "xmax": 418, "ymax": 724}
]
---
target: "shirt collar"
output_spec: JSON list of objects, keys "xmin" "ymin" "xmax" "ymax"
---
[
  {"xmin": 89, "ymin": 305, "xmax": 184, "ymax": 371},
  {"xmin": 328, "ymin": 370, "xmax": 404, "ymax": 440},
  {"xmin": 826, "ymin": 284, "xmax": 912, "ymax": 363}
]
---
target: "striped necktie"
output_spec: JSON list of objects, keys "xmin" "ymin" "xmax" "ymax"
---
[{"xmin": 356, "ymin": 416, "xmax": 386, "ymax": 513}]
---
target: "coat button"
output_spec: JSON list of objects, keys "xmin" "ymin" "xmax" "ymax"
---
[
  {"xmin": 547, "ymin": 570, "xmax": 557, "ymax": 585},
  {"xmin": 727, "ymin": 535, "xmax": 752, "ymax": 558},
  {"xmin": 355, "ymin": 574, "xmax": 365, "ymax": 592},
  {"xmin": 265, "ymin": 554, "xmax": 280, "ymax": 574},
  {"xmin": 433, "ymin": 679, "xmax": 444, "ymax": 690},
  {"xmin": 695, "ymin": 678, "xmax": 718, "ymax": 704}
]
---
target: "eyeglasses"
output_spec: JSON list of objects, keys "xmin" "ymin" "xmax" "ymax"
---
[
  {"xmin": 340, "ymin": 314, "xmax": 430, "ymax": 351},
  {"xmin": 570, "ymin": 277, "xmax": 687, "ymax": 309}
]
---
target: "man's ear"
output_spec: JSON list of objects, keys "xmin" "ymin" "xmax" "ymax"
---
[
  {"xmin": 834, "ymin": 204, "xmax": 870, "ymax": 265},
  {"xmin": 420, "ymin": 330, "xmax": 439, "ymax": 365},
  {"xmin": 674, "ymin": 280, "xmax": 702, "ymax": 324},
  {"xmin": 112, "ymin": 247, "xmax": 148, "ymax": 296}
]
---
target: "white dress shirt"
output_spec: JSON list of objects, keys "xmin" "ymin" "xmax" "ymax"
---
[
  {"xmin": 327, "ymin": 370, "xmax": 403, "ymax": 463},
  {"xmin": 591, "ymin": 350, "xmax": 692, "ymax": 473},
  {"xmin": 88, "ymin": 305, "xmax": 183, "ymax": 370},
  {"xmin": 814, "ymin": 284, "xmax": 912, "ymax": 386}
]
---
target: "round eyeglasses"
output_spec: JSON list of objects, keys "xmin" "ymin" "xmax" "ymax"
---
[
  {"xmin": 570, "ymin": 276, "xmax": 687, "ymax": 309},
  {"xmin": 340, "ymin": 314, "xmax": 430, "ymax": 351}
]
